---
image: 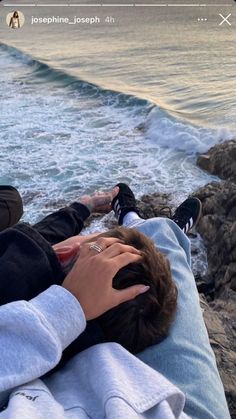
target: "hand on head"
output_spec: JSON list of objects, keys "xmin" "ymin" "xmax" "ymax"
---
[{"xmin": 62, "ymin": 237, "xmax": 149, "ymax": 320}]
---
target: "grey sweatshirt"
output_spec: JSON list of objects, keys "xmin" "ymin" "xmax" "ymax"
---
[{"xmin": 0, "ymin": 285, "xmax": 190, "ymax": 418}]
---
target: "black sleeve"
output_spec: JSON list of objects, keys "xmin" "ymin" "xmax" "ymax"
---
[
  {"xmin": 0, "ymin": 223, "xmax": 65, "ymax": 305},
  {"xmin": 33, "ymin": 203, "xmax": 90, "ymax": 245}
]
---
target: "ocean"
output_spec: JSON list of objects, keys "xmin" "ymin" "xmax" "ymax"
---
[{"xmin": 0, "ymin": 2, "xmax": 235, "ymax": 228}]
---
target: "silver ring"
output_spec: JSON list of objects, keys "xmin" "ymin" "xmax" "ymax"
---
[{"xmin": 89, "ymin": 243, "xmax": 104, "ymax": 253}]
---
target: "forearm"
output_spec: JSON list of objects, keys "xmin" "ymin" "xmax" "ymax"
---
[
  {"xmin": 0, "ymin": 285, "xmax": 86, "ymax": 395},
  {"xmin": 33, "ymin": 203, "xmax": 90, "ymax": 245}
]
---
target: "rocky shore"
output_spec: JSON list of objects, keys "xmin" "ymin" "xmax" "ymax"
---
[
  {"xmin": 96, "ymin": 140, "xmax": 236, "ymax": 417},
  {"xmin": 195, "ymin": 140, "xmax": 236, "ymax": 418}
]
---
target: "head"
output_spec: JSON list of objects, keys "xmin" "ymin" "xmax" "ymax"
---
[
  {"xmin": 13, "ymin": 11, "xmax": 19, "ymax": 18},
  {"xmin": 91, "ymin": 227, "xmax": 177, "ymax": 354}
]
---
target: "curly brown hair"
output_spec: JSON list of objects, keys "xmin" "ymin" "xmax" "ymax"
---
[{"xmin": 93, "ymin": 227, "xmax": 177, "ymax": 354}]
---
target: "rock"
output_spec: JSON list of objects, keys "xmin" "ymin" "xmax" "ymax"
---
[
  {"xmin": 200, "ymin": 292, "xmax": 236, "ymax": 417},
  {"xmin": 196, "ymin": 140, "xmax": 236, "ymax": 417},
  {"xmin": 197, "ymin": 154, "xmax": 211, "ymax": 172},
  {"xmin": 194, "ymin": 184, "xmax": 236, "ymax": 296},
  {"xmin": 137, "ymin": 193, "xmax": 172, "ymax": 219},
  {"xmin": 197, "ymin": 140, "xmax": 236, "ymax": 182}
]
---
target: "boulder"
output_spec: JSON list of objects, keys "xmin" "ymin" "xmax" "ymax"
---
[
  {"xmin": 197, "ymin": 140, "xmax": 236, "ymax": 182},
  {"xmin": 194, "ymin": 181, "xmax": 236, "ymax": 294},
  {"xmin": 200, "ymin": 291, "xmax": 236, "ymax": 417}
]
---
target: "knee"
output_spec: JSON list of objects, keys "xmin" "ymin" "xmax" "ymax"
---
[
  {"xmin": 0, "ymin": 185, "xmax": 23, "ymax": 231},
  {"xmin": 136, "ymin": 217, "xmax": 191, "ymax": 258}
]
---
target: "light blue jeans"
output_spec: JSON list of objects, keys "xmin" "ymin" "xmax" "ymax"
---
[{"xmin": 127, "ymin": 218, "xmax": 230, "ymax": 419}]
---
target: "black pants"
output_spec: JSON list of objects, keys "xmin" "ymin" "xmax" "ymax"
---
[
  {"xmin": 0, "ymin": 186, "xmax": 23, "ymax": 232},
  {"xmin": 0, "ymin": 184, "xmax": 90, "ymax": 244},
  {"xmin": 33, "ymin": 202, "xmax": 90, "ymax": 245}
]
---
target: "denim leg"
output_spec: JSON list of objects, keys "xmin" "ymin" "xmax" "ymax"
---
[{"xmin": 128, "ymin": 218, "xmax": 230, "ymax": 419}]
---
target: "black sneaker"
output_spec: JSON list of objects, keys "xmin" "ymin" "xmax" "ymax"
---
[
  {"xmin": 112, "ymin": 183, "xmax": 139, "ymax": 225},
  {"xmin": 171, "ymin": 197, "xmax": 202, "ymax": 234}
]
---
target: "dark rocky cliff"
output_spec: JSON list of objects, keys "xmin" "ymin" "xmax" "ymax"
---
[{"xmin": 194, "ymin": 140, "xmax": 236, "ymax": 417}]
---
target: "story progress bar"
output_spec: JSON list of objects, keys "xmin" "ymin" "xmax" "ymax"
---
[{"xmin": 2, "ymin": 3, "xmax": 234, "ymax": 7}]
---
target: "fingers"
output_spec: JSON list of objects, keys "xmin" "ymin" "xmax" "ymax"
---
[
  {"xmin": 109, "ymin": 252, "xmax": 142, "ymax": 278},
  {"xmin": 62, "ymin": 232, "xmax": 145, "ymax": 320},
  {"xmin": 113, "ymin": 284, "xmax": 150, "ymax": 305},
  {"xmin": 84, "ymin": 237, "xmax": 122, "ymax": 254},
  {"xmin": 102, "ymin": 242, "xmax": 141, "ymax": 258},
  {"xmin": 85, "ymin": 238, "xmax": 141, "ymax": 260},
  {"xmin": 110, "ymin": 186, "xmax": 119, "ymax": 200},
  {"xmin": 63, "ymin": 248, "xmax": 146, "ymax": 320}
]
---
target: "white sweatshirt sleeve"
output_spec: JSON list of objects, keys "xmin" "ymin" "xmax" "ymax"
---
[{"xmin": 0, "ymin": 285, "xmax": 86, "ymax": 395}]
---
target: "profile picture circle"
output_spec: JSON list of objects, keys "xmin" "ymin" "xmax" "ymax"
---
[{"xmin": 6, "ymin": 11, "xmax": 25, "ymax": 29}]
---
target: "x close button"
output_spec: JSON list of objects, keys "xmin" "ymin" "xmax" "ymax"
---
[{"xmin": 219, "ymin": 13, "xmax": 232, "ymax": 26}]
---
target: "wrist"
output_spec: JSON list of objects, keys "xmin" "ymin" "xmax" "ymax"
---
[
  {"xmin": 70, "ymin": 202, "xmax": 91, "ymax": 220},
  {"xmin": 31, "ymin": 285, "xmax": 86, "ymax": 349}
]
